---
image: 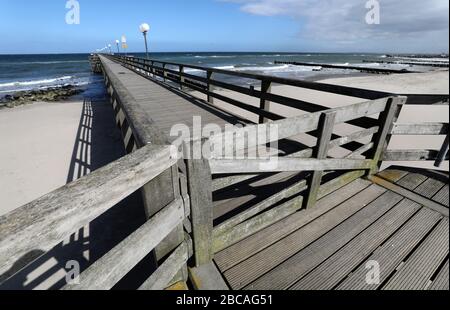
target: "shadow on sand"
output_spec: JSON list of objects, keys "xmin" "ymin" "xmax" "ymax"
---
[{"xmin": 0, "ymin": 85, "xmax": 155, "ymax": 290}]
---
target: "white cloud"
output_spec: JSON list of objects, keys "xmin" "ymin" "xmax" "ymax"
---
[{"xmin": 223, "ymin": 0, "xmax": 449, "ymax": 52}]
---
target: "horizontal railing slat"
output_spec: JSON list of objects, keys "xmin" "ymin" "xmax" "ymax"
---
[
  {"xmin": 0, "ymin": 144, "xmax": 177, "ymax": 278},
  {"xmin": 346, "ymin": 142, "xmax": 375, "ymax": 158},
  {"xmin": 391, "ymin": 123, "xmax": 449, "ymax": 135},
  {"xmin": 212, "ymin": 174, "xmax": 260, "ymax": 192},
  {"xmin": 382, "ymin": 149, "xmax": 450, "ymax": 161},
  {"xmin": 213, "ymin": 179, "xmax": 308, "ymax": 236},
  {"xmin": 213, "ymin": 196, "xmax": 304, "ymax": 253},
  {"xmin": 209, "ymin": 158, "xmax": 373, "ymax": 174},
  {"xmin": 138, "ymin": 240, "xmax": 191, "ymax": 290},
  {"xmin": 64, "ymin": 198, "xmax": 185, "ymax": 290}
]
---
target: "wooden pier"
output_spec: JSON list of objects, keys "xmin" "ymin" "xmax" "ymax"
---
[{"xmin": 0, "ymin": 54, "xmax": 448, "ymax": 290}]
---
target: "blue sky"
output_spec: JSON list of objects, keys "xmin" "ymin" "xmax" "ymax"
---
[{"xmin": 0, "ymin": 0, "xmax": 448, "ymax": 54}]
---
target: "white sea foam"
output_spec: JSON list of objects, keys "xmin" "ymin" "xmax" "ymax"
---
[
  {"xmin": 0, "ymin": 78, "xmax": 89, "ymax": 94},
  {"xmin": 214, "ymin": 65, "xmax": 236, "ymax": 70},
  {"xmin": 0, "ymin": 76, "xmax": 73, "ymax": 88},
  {"xmin": 194, "ymin": 55, "xmax": 235, "ymax": 59},
  {"xmin": 215, "ymin": 64, "xmax": 320, "ymax": 73}
]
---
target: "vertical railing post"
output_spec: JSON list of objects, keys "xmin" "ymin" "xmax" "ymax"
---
[
  {"xmin": 179, "ymin": 65, "xmax": 185, "ymax": 90},
  {"xmin": 145, "ymin": 59, "xmax": 151, "ymax": 76},
  {"xmin": 367, "ymin": 96, "xmax": 406, "ymax": 176},
  {"xmin": 184, "ymin": 139, "xmax": 214, "ymax": 267},
  {"xmin": 151, "ymin": 61, "xmax": 155, "ymax": 77},
  {"xmin": 207, "ymin": 71, "xmax": 214, "ymax": 104},
  {"xmin": 435, "ymin": 133, "xmax": 449, "ymax": 168},
  {"xmin": 163, "ymin": 63, "xmax": 167, "ymax": 82},
  {"xmin": 259, "ymin": 80, "xmax": 272, "ymax": 124},
  {"xmin": 304, "ymin": 111, "xmax": 337, "ymax": 209}
]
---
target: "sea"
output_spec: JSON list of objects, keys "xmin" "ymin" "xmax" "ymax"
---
[{"xmin": 0, "ymin": 52, "xmax": 442, "ymax": 96}]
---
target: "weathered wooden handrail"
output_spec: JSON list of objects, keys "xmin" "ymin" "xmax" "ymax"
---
[
  {"xmin": 63, "ymin": 197, "xmax": 186, "ymax": 290},
  {"xmin": 209, "ymin": 158, "xmax": 373, "ymax": 174},
  {"xmin": 0, "ymin": 144, "xmax": 184, "ymax": 289}
]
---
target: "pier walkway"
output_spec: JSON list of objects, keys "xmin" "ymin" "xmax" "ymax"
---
[{"xmin": 0, "ymin": 54, "xmax": 448, "ymax": 290}]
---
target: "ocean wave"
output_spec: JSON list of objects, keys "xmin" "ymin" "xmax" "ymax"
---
[
  {"xmin": 214, "ymin": 65, "xmax": 236, "ymax": 70},
  {"xmin": 0, "ymin": 79, "xmax": 89, "ymax": 94},
  {"xmin": 331, "ymin": 63, "xmax": 350, "ymax": 66},
  {"xmin": 0, "ymin": 76, "xmax": 73, "ymax": 88},
  {"xmin": 194, "ymin": 55, "xmax": 236, "ymax": 59},
  {"xmin": 0, "ymin": 60, "xmax": 89, "ymax": 65},
  {"xmin": 215, "ymin": 64, "xmax": 320, "ymax": 73},
  {"xmin": 184, "ymin": 68, "xmax": 204, "ymax": 73}
]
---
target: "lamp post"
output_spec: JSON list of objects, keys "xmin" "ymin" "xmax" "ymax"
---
[
  {"xmin": 115, "ymin": 40, "xmax": 120, "ymax": 55},
  {"xmin": 139, "ymin": 23, "xmax": 150, "ymax": 59}
]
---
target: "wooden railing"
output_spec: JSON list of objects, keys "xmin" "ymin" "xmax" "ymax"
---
[
  {"xmin": 107, "ymin": 54, "xmax": 449, "ymax": 266},
  {"xmin": 0, "ymin": 144, "xmax": 191, "ymax": 290},
  {"xmin": 183, "ymin": 96, "xmax": 412, "ymax": 260},
  {"xmin": 109, "ymin": 54, "xmax": 449, "ymax": 161},
  {"xmin": 384, "ymin": 103, "xmax": 449, "ymax": 167},
  {"xmin": 110, "ymin": 54, "xmax": 449, "ymax": 107}
]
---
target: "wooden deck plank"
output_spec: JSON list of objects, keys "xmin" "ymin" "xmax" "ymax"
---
[
  {"xmin": 337, "ymin": 207, "xmax": 442, "ymax": 290},
  {"xmin": 432, "ymin": 185, "xmax": 449, "ymax": 206},
  {"xmin": 296, "ymin": 206, "xmax": 441, "ymax": 290},
  {"xmin": 242, "ymin": 190, "xmax": 404, "ymax": 290},
  {"xmin": 377, "ymin": 169, "xmax": 409, "ymax": 183},
  {"xmin": 413, "ymin": 177, "xmax": 446, "ymax": 199},
  {"xmin": 369, "ymin": 176, "xmax": 449, "ymax": 217},
  {"xmin": 383, "ymin": 218, "xmax": 449, "ymax": 290},
  {"xmin": 213, "ymin": 172, "xmax": 300, "ymax": 221},
  {"xmin": 429, "ymin": 260, "xmax": 449, "ymax": 290},
  {"xmin": 219, "ymin": 182, "xmax": 382, "ymax": 286},
  {"xmin": 214, "ymin": 178, "xmax": 372, "ymax": 272},
  {"xmin": 395, "ymin": 172, "xmax": 428, "ymax": 188},
  {"xmin": 242, "ymin": 169, "xmax": 428, "ymax": 290}
]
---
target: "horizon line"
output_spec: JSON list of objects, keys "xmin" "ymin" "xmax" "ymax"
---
[{"xmin": 1, "ymin": 51, "xmax": 449, "ymax": 56}]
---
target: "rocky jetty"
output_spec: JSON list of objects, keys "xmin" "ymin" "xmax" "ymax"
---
[{"xmin": 0, "ymin": 85, "xmax": 83, "ymax": 109}]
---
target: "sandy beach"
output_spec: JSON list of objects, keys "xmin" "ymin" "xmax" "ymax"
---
[
  {"xmin": 0, "ymin": 101, "xmax": 83, "ymax": 216},
  {"xmin": 0, "ymin": 98, "xmax": 125, "ymax": 217}
]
